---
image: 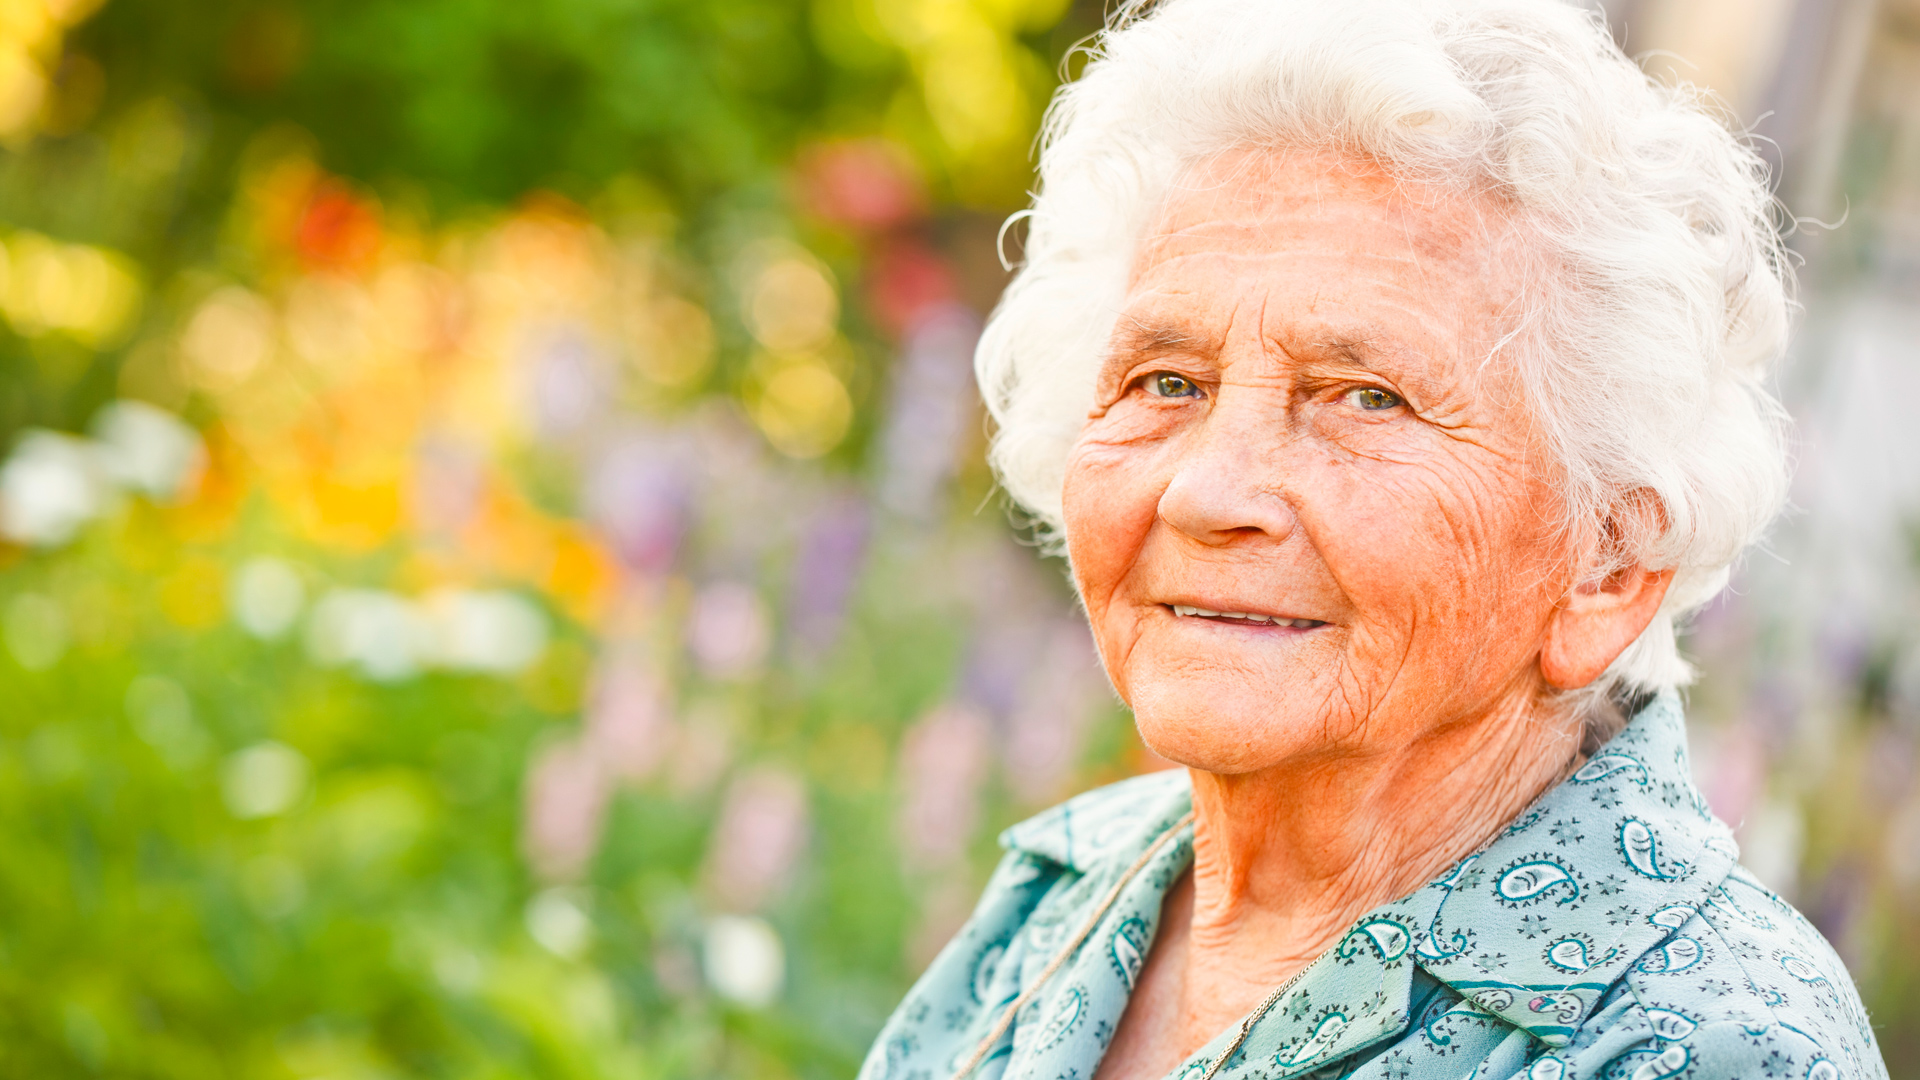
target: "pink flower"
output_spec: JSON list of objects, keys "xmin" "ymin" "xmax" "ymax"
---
[
  {"xmin": 794, "ymin": 139, "xmax": 925, "ymax": 231},
  {"xmin": 1004, "ymin": 621, "xmax": 1109, "ymax": 804},
  {"xmin": 686, "ymin": 582, "xmax": 770, "ymax": 680},
  {"xmin": 704, "ymin": 766, "xmax": 809, "ymax": 911},
  {"xmin": 522, "ymin": 737, "xmax": 611, "ymax": 882},
  {"xmin": 584, "ymin": 656, "xmax": 671, "ymax": 780},
  {"xmin": 897, "ymin": 702, "xmax": 991, "ymax": 872}
]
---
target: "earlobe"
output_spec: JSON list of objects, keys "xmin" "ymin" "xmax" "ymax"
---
[{"xmin": 1540, "ymin": 563, "xmax": 1675, "ymax": 689}]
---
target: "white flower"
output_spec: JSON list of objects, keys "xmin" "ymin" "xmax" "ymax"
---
[
  {"xmin": 221, "ymin": 742, "xmax": 310, "ymax": 819},
  {"xmin": 89, "ymin": 400, "xmax": 204, "ymax": 502},
  {"xmin": 0, "ymin": 430, "xmax": 108, "ymax": 546},
  {"xmin": 526, "ymin": 888, "xmax": 592, "ymax": 959},
  {"xmin": 305, "ymin": 588, "xmax": 433, "ymax": 682},
  {"xmin": 703, "ymin": 914, "xmax": 784, "ymax": 1008},
  {"xmin": 229, "ymin": 557, "xmax": 307, "ymax": 640},
  {"xmin": 422, "ymin": 588, "xmax": 548, "ymax": 674}
]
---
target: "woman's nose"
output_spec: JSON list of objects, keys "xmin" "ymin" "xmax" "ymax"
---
[{"xmin": 1154, "ymin": 406, "xmax": 1298, "ymax": 545}]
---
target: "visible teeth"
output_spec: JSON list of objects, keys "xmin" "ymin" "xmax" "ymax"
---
[{"xmin": 1171, "ymin": 604, "xmax": 1324, "ymax": 628}]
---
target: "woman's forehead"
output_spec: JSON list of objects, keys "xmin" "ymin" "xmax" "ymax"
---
[
  {"xmin": 1137, "ymin": 149, "xmax": 1511, "ymax": 279},
  {"xmin": 1120, "ymin": 150, "xmax": 1531, "ymax": 365}
]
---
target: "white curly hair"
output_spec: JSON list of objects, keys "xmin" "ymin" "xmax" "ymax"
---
[{"xmin": 975, "ymin": 0, "xmax": 1792, "ymax": 739}]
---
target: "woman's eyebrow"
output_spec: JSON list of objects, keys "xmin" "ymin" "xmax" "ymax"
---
[
  {"xmin": 1302, "ymin": 331, "xmax": 1430, "ymax": 377},
  {"xmin": 1109, "ymin": 317, "xmax": 1210, "ymax": 358},
  {"xmin": 1297, "ymin": 331, "xmax": 1458, "ymax": 406},
  {"xmin": 1314, "ymin": 334, "xmax": 1370, "ymax": 353},
  {"xmin": 1308, "ymin": 336, "xmax": 1375, "ymax": 364}
]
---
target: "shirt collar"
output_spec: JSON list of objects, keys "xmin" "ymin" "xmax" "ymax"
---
[
  {"xmin": 1401, "ymin": 690, "xmax": 1739, "ymax": 1044},
  {"xmin": 999, "ymin": 767, "xmax": 1195, "ymax": 875},
  {"xmin": 998, "ymin": 691, "xmax": 1739, "ymax": 1051}
]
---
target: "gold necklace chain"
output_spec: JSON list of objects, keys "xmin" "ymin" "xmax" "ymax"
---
[{"xmin": 1193, "ymin": 965, "xmax": 1307, "ymax": 1080}]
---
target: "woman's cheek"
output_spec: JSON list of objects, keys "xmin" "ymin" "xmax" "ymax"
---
[
  {"xmin": 1290, "ymin": 460, "xmax": 1445, "ymax": 620},
  {"xmin": 1063, "ymin": 439, "xmax": 1164, "ymax": 601}
]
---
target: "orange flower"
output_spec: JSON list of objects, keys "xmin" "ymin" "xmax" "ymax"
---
[{"xmin": 294, "ymin": 180, "xmax": 383, "ymax": 274}]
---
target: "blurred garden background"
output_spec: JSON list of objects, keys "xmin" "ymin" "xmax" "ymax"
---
[{"xmin": 0, "ymin": 0, "xmax": 1918, "ymax": 1076}]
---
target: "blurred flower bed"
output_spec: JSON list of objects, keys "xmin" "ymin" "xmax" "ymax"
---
[{"xmin": 0, "ymin": 0, "xmax": 1153, "ymax": 1076}]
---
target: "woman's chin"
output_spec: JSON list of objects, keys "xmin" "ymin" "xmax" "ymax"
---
[{"xmin": 1129, "ymin": 679, "xmax": 1336, "ymax": 774}]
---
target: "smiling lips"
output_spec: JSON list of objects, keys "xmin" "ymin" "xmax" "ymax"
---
[{"xmin": 1169, "ymin": 603, "xmax": 1326, "ymax": 629}]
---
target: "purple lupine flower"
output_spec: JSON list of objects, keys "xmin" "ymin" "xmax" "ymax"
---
[
  {"xmin": 585, "ymin": 431, "xmax": 692, "ymax": 575},
  {"xmin": 785, "ymin": 489, "xmax": 870, "ymax": 667},
  {"xmin": 876, "ymin": 303, "xmax": 980, "ymax": 522}
]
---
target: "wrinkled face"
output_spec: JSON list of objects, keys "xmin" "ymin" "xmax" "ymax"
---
[{"xmin": 1063, "ymin": 150, "xmax": 1573, "ymax": 773}]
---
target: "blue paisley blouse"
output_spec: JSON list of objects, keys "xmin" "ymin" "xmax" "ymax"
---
[{"xmin": 859, "ymin": 693, "xmax": 1887, "ymax": 1080}]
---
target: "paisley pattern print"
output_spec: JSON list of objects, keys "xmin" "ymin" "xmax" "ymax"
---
[
  {"xmin": 1617, "ymin": 819, "xmax": 1683, "ymax": 880},
  {"xmin": 1497, "ymin": 859, "xmax": 1582, "ymax": 904},
  {"xmin": 857, "ymin": 693, "xmax": 1888, "ymax": 1080},
  {"xmin": 1111, "ymin": 916, "xmax": 1151, "ymax": 991}
]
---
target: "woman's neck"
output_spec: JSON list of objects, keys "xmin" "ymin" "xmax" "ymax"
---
[{"xmin": 1178, "ymin": 690, "xmax": 1582, "ymax": 1025}]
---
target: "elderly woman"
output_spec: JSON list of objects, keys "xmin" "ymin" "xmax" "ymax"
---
[{"xmin": 861, "ymin": 1, "xmax": 1887, "ymax": 1078}]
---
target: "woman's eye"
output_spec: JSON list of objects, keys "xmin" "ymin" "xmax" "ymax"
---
[
  {"xmin": 1144, "ymin": 372, "xmax": 1201, "ymax": 399},
  {"xmin": 1347, "ymin": 387, "xmax": 1402, "ymax": 411}
]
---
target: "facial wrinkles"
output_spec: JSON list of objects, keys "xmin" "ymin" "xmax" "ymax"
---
[
  {"xmin": 1129, "ymin": 360, "xmax": 1504, "ymax": 734},
  {"xmin": 1290, "ymin": 414, "xmax": 1494, "ymax": 571},
  {"xmin": 1336, "ymin": 457, "xmax": 1538, "ymax": 698},
  {"xmin": 1330, "ymin": 426, "xmax": 1536, "ymax": 732},
  {"xmin": 1271, "ymin": 298, "xmax": 1545, "ymax": 591}
]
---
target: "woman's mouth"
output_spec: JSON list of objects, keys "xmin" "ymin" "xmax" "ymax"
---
[{"xmin": 1168, "ymin": 604, "xmax": 1325, "ymax": 629}]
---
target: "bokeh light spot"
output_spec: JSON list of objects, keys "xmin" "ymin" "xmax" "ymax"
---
[
  {"xmin": 181, "ymin": 286, "xmax": 276, "ymax": 389},
  {"xmin": 750, "ymin": 358, "xmax": 853, "ymax": 459},
  {"xmin": 703, "ymin": 914, "xmax": 785, "ymax": 1008},
  {"xmin": 221, "ymin": 742, "xmax": 310, "ymax": 819},
  {"xmin": 744, "ymin": 252, "xmax": 838, "ymax": 353},
  {"xmin": 228, "ymin": 557, "xmax": 307, "ymax": 640}
]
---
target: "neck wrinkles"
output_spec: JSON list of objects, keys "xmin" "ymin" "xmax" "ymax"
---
[{"xmin": 1182, "ymin": 689, "xmax": 1581, "ymax": 981}]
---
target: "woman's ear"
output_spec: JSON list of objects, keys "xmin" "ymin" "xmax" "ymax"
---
[{"xmin": 1541, "ymin": 494, "xmax": 1675, "ymax": 690}]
